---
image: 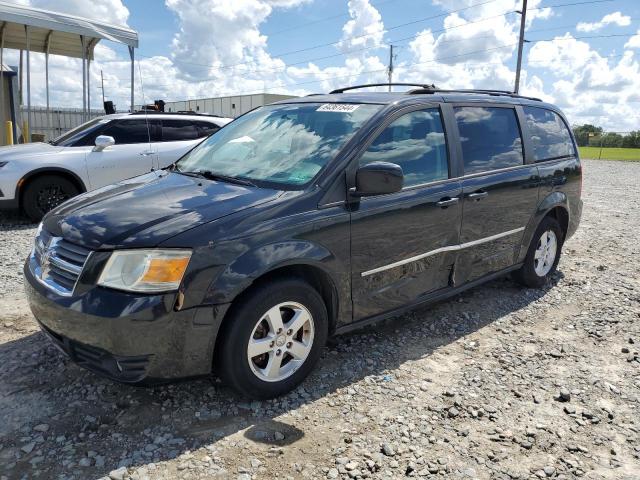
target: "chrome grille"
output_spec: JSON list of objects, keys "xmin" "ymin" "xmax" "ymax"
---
[{"xmin": 32, "ymin": 230, "xmax": 91, "ymax": 296}]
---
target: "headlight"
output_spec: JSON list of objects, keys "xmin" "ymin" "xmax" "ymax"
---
[{"xmin": 97, "ymin": 249, "xmax": 192, "ymax": 293}]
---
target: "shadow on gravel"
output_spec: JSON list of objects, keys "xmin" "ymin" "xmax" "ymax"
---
[
  {"xmin": 0, "ymin": 211, "xmax": 36, "ymax": 231},
  {"xmin": 0, "ymin": 272, "xmax": 563, "ymax": 478}
]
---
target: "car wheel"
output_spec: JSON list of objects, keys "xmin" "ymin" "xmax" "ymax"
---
[
  {"xmin": 513, "ymin": 216, "xmax": 563, "ymax": 288},
  {"xmin": 217, "ymin": 278, "xmax": 328, "ymax": 399},
  {"xmin": 22, "ymin": 175, "xmax": 79, "ymax": 222}
]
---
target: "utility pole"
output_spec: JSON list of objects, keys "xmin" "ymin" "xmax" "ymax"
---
[
  {"xmin": 514, "ymin": 0, "xmax": 528, "ymax": 93},
  {"xmin": 100, "ymin": 69, "xmax": 105, "ymax": 105},
  {"xmin": 387, "ymin": 45, "xmax": 394, "ymax": 92}
]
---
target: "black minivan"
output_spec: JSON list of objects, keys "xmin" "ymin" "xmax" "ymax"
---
[{"xmin": 25, "ymin": 84, "xmax": 582, "ymax": 399}]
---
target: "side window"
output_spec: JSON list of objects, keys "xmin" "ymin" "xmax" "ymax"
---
[
  {"xmin": 161, "ymin": 120, "xmax": 199, "ymax": 141},
  {"xmin": 454, "ymin": 107, "xmax": 524, "ymax": 175},
  {"xmin": 360, "ymin": 108, "xmax": 449, "ymax": 187},
  {"xmin": 101, "ymin": 119, "xmax": 158, "ymax": 145},
  {"xmin": 194, "ymin": 121, "xmax": 220, "ymax": 138},
  {"xmin": 522, "ymin": 106, "xmax": 575, "ymax": 161}
]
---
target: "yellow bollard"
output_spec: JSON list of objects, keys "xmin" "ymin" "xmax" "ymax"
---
[
  {"xmin": 22, "ymin": 120, "xmax": 29, "ymax": 143},
  {"xmin": 4, "ymin": 121, "xmax": 13, "ymax": 145}
]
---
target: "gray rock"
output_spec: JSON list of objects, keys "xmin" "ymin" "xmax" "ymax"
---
[
  {"xmin": 381, "ymin": 443, "xmax": 395, "ymax": 456},
  {"xmin": 21, "ymin": 442, "xmax": 35, "ymax": 454},
  {"xmin": 109, "ymin": 467, "xmax": 128, "ymax": 480}
]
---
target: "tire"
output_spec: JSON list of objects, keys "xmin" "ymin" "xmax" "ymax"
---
[
  {"xmin": 216, "ymin": 278, "xmax": 328, "ymax": 399},
  {"xmin": 22, "ymin": 175, "xmax": 79, "ymax": 222},
  {"xmin": 513, "ymin": 216, "xmax": 563, "ymax": 288}
]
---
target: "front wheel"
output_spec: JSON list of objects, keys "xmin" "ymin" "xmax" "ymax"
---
[
  {"xmin": 22, "ymin": 175, "xmax": 79, "ymax": 222},
  {"xmin": 513, "ymin": 216, "xmax": 563, "ymax": 288},
  {"xmin": 216, "ymin": 278, "xmax": 328, "ymax": 399}
]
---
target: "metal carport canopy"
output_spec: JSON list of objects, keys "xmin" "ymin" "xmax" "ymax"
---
[
  {"xmin": 0, "ymin": 1, "xmax": 138, "ymax": 57},
  {"xmin": 0, "ymin": 2, "xmax": 139, "ymax": 141}
]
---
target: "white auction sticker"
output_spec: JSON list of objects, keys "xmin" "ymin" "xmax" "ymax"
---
[{"xmin": 316, "ymin": 104, "xmax": 360, "ymax": 113}]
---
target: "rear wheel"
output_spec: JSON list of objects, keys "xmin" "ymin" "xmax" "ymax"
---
[
  {"xmin": 216, "ymin": 278, "xmax": 328, "ymax": 399},
  {"xmin": 513, "ymin": 216, "xmax": 563, "ymax": 288},
  {"xmin": 22, "ymin": 175, "xmax": 79, "ymax": 222}
]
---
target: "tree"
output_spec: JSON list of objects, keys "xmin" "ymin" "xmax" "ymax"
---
[
  {"xmin": 622, "ymin": 131, "xmax": 640, "ymax": 148},
  {"xmin": 572, "ymin": 124, "xmax": 603, "ymax": 147}
]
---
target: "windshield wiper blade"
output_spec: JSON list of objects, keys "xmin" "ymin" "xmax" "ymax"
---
[{"xmin": 191, "ymin": 170, "xmax": 256, "ymax": 187}]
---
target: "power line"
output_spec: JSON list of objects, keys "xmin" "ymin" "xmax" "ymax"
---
[
  {"xmin": 159, "ymin": 32, "xmax": 638, "ymax": 100},
  {"xmin": 137, "ymin": 0, "xmax": 502, "ymax": 72},
  {"xmin": 130, "ymin": 0, "xmax": 620, "ymax": 85},
  {"xmin": 262, "ymin": 0, "xmax": 401, "ymax": 37}
]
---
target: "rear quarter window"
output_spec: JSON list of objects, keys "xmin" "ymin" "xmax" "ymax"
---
[{"xmin": 522, "ymin": 106, "xmax": 576, "ymax": 161}]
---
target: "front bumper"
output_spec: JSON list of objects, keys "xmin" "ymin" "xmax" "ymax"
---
[{"xmin": 24, "ymin": 261, "xmax": 230, "ymax": 383}]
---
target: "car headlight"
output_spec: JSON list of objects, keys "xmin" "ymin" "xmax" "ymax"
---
[{"xmin": 97, "ymin": 249, "xmax": 192, "ymax": 293}]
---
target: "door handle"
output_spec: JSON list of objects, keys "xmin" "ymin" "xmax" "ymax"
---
[
  {"xmin": 139, "ymin": 151, "xmax": 155, "ymax": 156},
  {"xmin": 467, "ymin": 191, "xmax": 489, "ymax": 201},
  {"xmin": 436, "ymin": 197, "xmax": 459, "ymax": 208}
]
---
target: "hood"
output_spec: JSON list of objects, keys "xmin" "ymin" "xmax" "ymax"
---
[
  {"xmin": 0, "ymin": 142, "xmax": 63, "ymax": 159},
  {"xmin": 43, "ymin": 171, "xmax": 283, "ymax": 249}
]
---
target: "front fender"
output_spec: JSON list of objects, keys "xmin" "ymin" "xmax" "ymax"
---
[
  {"xmin": 517, "ymin": 191, "xmax": 569, "ymax": 264},
  {"xmin": 204, "ymin": 239, "xmax": 343, "ymax": 305}
]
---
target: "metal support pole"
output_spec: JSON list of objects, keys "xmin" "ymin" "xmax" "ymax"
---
[
  {"xmin": 0, "ymin": 22, "xmax": 5, "ymax": 144},
  {"xmin": 514, "ymin": 0, "xmax": 528, "ymax": 94},
  {"xmin": 87, "ymin": 57, "xmax": 91, "ymax": 118},
  {"xmin": 45, "ymin": 30, "xmax": 52, "ymax": 139},
  {"xmin": 80, "ymin": 35, "xmax": 86, "ymax": 121},
  {"xmin": 25, "ymin": 25, "xmax": 31, "ymax": 142},
  {"xmin": 100, "ymin": 69, "xmax": 105, "ymax": 105},
  {"xmin": 387, "ymin": 45, "xmax": 394, "ymax": 92},
  {"xmin": 128, "ymin": 46, "xmax": 135, "ymax": 112}
]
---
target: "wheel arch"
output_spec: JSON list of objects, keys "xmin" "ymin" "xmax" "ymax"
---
[
  {"xmin": 518, "ymin": 192, "xmax": 570, "ymax": 264},
  {"xmin": 16, "ymin": 167, "xmax": 87, "ymax": 207}
]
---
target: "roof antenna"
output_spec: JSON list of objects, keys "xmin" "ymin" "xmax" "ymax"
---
[{"xmin": 137, "ymin": 61, "xmax": 154, "ymax": 172}]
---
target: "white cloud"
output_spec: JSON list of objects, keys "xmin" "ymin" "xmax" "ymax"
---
[
  {"xmin": 337, "ymin": 0, "xmax": 385, "ymax": 55},
  {"xmin": 625, "ymin": 29, "xmax": 640, "ymax": 49},
  {"xmin": 527, "ymin": 35, "xmax": 640, "ymax": 131},
  {"xmin": 576, "ymin": 11, "xmax": 631, "ymax": 33},
  {"xmin": 2, "ymin": 0, "xmax": 638, "ymax": 132}
]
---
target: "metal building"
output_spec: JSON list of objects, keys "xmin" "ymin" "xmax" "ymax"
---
[{"xmin": 164, "ymin": 93, "xmax": 297, "ymax": 118}]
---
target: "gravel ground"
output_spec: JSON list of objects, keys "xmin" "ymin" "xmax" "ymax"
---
[{"xmin": 0, "ymin": 159, "xmax": 639, "ymax": 480}]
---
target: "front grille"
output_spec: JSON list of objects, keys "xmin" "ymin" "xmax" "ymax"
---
[{"xmin": 32, "ymin": 230, "xmax": 92, "ymax": 296}]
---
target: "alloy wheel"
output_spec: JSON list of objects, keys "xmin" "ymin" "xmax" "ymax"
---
[
  {"xmin": 247, "ymin": 302, "xmax": 315, "ymax": 382},
  {"xmin": 533, "ymin": 229, "xmax": 558, "ymax": 277}
]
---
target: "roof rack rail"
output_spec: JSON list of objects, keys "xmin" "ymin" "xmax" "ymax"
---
[
  {"xmin": 408, "ymin": 87, "xmax": 542, "ymax": 102},
  {"xmin": 329, "ymin": 82, "xmax": 436, "ymax": 94}
]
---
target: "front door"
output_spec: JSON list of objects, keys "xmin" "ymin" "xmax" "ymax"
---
[
  {"xmin": 452, "ymin": 105, "xmax": 540, "ymax": 283},
  {"xmin": 350, "ymin": 107, "xmax": 462, "ymax": 321},
  {"xmin": 85, "ymin": 118, "xmax": 160, "ymax": 190}
]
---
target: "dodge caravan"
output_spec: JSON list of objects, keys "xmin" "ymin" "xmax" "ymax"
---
[{"xmin": 24, "ymin": 84, "xmax": 582, "ymax": 399}]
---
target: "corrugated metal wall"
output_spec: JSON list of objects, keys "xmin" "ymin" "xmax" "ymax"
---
[
  {"xmin": 21, "ymin": 106, "xmax": 103, "ymax": 141},
  {"xmin": 164, "ymin": 93, "xmax": 297, "ymax": 118}
]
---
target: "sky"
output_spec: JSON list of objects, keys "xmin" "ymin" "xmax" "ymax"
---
[{"xmin": 3, "ymin": 0, "xmax": 639, "ymax": 131}]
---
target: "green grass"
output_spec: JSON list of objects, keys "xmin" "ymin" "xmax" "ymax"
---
[{"xmin": 579, "ymin": 146, "xmax": 640, "ymax": 161}]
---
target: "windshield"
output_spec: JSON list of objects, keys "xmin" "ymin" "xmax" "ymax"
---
[
  {"xmin": 50, "ymin": 117, "xmax": 110, "ymax": 146},
  {"xmin": 176, "ymin": 103, "xmax": 381, "ymax": 188}
]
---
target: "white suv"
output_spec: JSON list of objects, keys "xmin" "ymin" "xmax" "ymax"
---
[{"xmin": 0, "ymin": 112, "xmax": 232, "ymax": 220}]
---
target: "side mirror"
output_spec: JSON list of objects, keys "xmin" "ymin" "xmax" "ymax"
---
[
  {"xmin": 93, "ymin": 135, "xmax": 115, "ymax": 152},
  {"xmin": 352, "ymin": 161, "xmax": 404, "ymax": 197}
]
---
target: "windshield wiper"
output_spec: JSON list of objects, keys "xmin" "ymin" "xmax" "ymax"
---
[{"xmin": 180, "ymin": 169, "xmax": 256, "ymax": 187}]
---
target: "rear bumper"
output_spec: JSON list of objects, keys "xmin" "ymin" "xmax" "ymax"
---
[
  {"xmin": 24, "ymin": 261, "xmax": 231, "ymax": 383},
  {"xmin": 567, "ymin": 197, "xmax": 583, "ymax": 240}
]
